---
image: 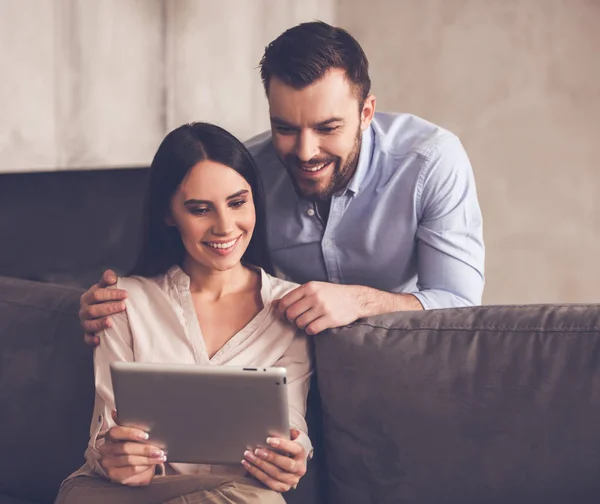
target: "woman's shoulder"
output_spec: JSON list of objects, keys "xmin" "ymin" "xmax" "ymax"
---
[
  {"xmin": 262, "ymin": 271, "xmax": 301, "ymax": 299},
  {"xmin": 115, "ymin": 274, "xmax": 160, "ymax": 290},
  {"xmin": 113, "ymin": 274, "xmax": 169, "ymax": 302}
]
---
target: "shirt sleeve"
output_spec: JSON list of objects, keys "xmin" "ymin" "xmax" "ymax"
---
[
  {"xmin": 412, "ymin": 136, "xmax": 485, "ymax": 309},
  {"xmin": 84, "ymin": 305, "xmax": 133, "ymax": 478},
  {"xmin": 83, "ymin": 289, "xmax": 167, "ymax": 479},
  {"xmin": 273, "ymin": 330, "xmax": 314, "ymax": 459}
]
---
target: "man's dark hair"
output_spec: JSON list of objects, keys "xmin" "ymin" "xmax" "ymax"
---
[{"xmin": 259, "ymin": 21, "xmax": 371, "ymax": 103}]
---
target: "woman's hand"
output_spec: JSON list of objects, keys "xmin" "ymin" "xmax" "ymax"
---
[
  {"xmin": 242, "ymin": 428, "xmax": 307, "ymax": 492},
  {"xmin": 98, "ymin": 410, "xmax": 166, "ymax": 486}
]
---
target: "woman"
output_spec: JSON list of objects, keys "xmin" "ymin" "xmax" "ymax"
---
[{"xmin": 55, "ymin": 123, "xmax": 312, "ymax": 504}]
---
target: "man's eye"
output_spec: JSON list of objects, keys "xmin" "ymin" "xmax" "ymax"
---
[
  {"xmin": 276, "ymin": 127, "xmax": 295, "ymax": 135},
  {"xmin": 318, "ymin": 126, "xmax": 338, "ymax": 134},
  {"xmin": 230, "ymin": 199, "xmax": 247, "ymax": 209}
]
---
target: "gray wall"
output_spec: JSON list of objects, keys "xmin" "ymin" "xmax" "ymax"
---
[{"xmin": 1, "ymin": 0, "xmax": 599, "ymax": 305}]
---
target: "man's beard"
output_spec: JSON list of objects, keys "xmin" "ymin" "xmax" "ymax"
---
[{"xmin": 282, "ymin": 127, "xmax": 362, "ymax": 202}]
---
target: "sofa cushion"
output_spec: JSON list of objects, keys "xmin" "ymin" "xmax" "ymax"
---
[
  {"xmin": 316, "ymin": 304, "xmax": 600, "ymax": 504},
  {"xmin": 0, "ymin": 277, "xmax": 93, "ymax": 503}
]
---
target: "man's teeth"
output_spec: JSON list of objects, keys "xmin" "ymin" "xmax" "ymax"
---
[
  {"xmin": 302, "ymin": 163, "xmax": 327, "ymax": 172},
  {"xmin": 207, "ymin": 239, "xmax": 237, "ymax": 249}
]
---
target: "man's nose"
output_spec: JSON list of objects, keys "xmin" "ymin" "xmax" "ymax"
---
[{"xmin": 295, "ymin": 131, "xmax": 319, "ymax": 162}]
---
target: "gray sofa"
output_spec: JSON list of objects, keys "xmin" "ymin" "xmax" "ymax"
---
[{"xmin": 1, "ymin": 275, "xmax": 600, "ymax": 504}]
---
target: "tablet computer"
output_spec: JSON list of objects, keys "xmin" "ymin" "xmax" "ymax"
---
[{"xmin": 110, "ymin": 361, "xmax": 289, "ymax": 465}]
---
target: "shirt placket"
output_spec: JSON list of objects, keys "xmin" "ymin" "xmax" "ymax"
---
[{"xmin": 321, "ymin": 193, "xmax": 348, "ymax": 284}]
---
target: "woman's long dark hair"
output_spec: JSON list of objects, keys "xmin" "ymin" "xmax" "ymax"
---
[{"xmin": 129, "ymin": 122, "xmax": 273, "ymax": 277}]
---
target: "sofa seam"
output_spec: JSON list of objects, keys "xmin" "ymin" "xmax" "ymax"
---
[
  {"xmin": 343, "ymin": 323, "xmax": 600, "ymax": 333},
  {"xmin": 0, "ymin": 299, "xmax": 77, "ymax": 315}
]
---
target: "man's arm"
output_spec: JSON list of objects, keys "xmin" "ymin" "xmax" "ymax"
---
[
  {"xmin": 276, "ymin": 282, "xmax": 423, "ymax": 336},
  {"xmin": 411, "ymin": 135, "xmax": 485, "ymax": 309},
  {"xmin": 80, "ymin": 270, "xmax": 127, "ymax": 345}
]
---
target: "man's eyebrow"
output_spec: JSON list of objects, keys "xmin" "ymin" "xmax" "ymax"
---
[{"xmin": 270, "ymin": 116, "xmax": 345, "ymax": 128}]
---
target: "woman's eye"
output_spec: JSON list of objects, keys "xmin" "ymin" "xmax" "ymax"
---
[
  {"xmin": 190, "ymin": 207, "xmax": 209, "ymax": 215},
  {"xmin": 230, "ymin": 199, "xmax": 247, "ymax": 209}
]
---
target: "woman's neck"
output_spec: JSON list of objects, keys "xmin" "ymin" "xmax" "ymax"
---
[{"xmin": 181, "ymin": 259, "xmax": 257, "ymax": 302}]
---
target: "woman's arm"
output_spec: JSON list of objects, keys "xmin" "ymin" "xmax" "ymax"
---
[
  {"xmin": 243, "ymin": 329, "xmax": 313, "ymax": 492},
  {"xmin": 85, "ymin": 288, "xmax": 165, "ymax": 484},
  {"xmin": 85, "ymin": 308, "xmax": 134, "ymax": 476},
  {"xmin": 273, "ymin": 331, "xmax": 313, "ymax": 458}
]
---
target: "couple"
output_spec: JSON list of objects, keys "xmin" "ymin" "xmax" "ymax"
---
[{"xmin": 62, "ymin": 20, "xmax": 485, "ymax": 504}]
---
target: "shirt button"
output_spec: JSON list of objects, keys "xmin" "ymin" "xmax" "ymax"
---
[{"xmin": 306, "ymin": 208, "xmax": 315, "ymax": 217}]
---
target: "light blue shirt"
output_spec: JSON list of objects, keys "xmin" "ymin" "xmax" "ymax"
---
[{"xmin": 246, "ymin": 112, "xmax": 485, "ymax": 309}]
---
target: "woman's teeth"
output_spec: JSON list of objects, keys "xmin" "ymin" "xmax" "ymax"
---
[{"xmin": 207, "ymin": 238, "xmax": 237, "ymax": 249}]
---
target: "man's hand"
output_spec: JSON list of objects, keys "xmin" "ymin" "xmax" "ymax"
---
[
  {"xmin": 80, "ymin": 270, "xmax": 127, "ymax": 346},
  {"xmin": 242, "ymin": 428, "xmax": 307, "ymax": 492},
  {"xmin": 275, "ymin": 281, "xmax": 423, "ymax": 334},
  {"xmin": 98, "ymin": 410, "xmax": 165, "ymax": 486},
  {"xmin": 274, "ymin": 282, "xmax": 367, "ymax": 335}
]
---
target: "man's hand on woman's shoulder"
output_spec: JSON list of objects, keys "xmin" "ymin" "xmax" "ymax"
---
[{"xmin": 80, "ymin": 269, "xmax": 128, "ymax": 346}]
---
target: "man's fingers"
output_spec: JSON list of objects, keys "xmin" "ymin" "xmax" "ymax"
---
[
  {"xmin": 276, "ymin": 285, "xmax": 307, "ymax": 313},
  {"xmin": 85, "ymin": 301, "xmax": 126, "ymax": 320},
  {"xmin": 100, "ymin": 269, "xmax": 119, "ymax": 288},
  {"xmin": 283, "ymin": 297, "xmax": 315, "ymax": 325},
  {"xmin": 91, "ymin": 288, "xmax": 128, "ymax": 303},
  {"xmin": 81, "ymin": 316, "xmax": 112, "ymax": 334},
  {"xmin": 83, "ymin": 333, "xmax": 100, "ymax": 346},
  {"xmin": 293, "ymin": 307, "xmax": 322, "ymax": 330},
  {"xmin": 304, "ymin": 315, "xmax": 332, "ymax": 335}
]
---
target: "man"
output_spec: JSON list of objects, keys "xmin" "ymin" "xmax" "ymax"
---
[{"xmin": 80, "ymin": 21, "xmax": 484, "ymax": 343}]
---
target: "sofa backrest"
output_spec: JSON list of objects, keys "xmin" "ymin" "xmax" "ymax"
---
[
  {"xmin": 0, "ymin": 168, "xmax": 149, "ymax": 287},
  {"xmin": 316, "ymin": 304, "xmax": 600, "ymax": 504},
  {"xmin": 0, "ymin": 277, "xmax": 93, "ymax": 502}
]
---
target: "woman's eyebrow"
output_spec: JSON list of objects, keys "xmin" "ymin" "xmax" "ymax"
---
[{"xmin": 184, "ymin": 190, "xmax": 249, "ymax": 206}]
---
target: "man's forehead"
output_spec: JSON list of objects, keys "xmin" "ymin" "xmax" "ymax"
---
[{"xmin": 267, "ymin": 71, "xmax": 358, "ymax": 125}]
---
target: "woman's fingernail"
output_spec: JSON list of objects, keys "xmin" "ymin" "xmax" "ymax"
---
[
  {"xmin": 150, "ymin": 448, "xmax": 164, "ymax": 458},
  {"xmin": 267, "ymin": 437, "xmax": 279, "ymax": 446},
  {"xmin": 241, "ymin": 459, "xmax": 249, "ymax": 467},
  {"xmin": 137, "ymin": 432, "xmax": 149, "ymax": 440},
  {"xmin": 255, "ymin": 448, "xmax": 268, "ymax": 458},
  {"xmin": 244, "ymin": 450, "xmax": 256, "ymax": 461}
]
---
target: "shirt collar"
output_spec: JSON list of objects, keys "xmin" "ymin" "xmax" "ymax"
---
[
  {"xmin": 166, "ymin": 264, "xmax": 272, "ymax": 304},
  {"xmin": 346, "ymin": 124, "xmax": 375, "ymax": 196}
]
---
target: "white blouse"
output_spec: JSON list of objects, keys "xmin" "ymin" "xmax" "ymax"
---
[{"xmin": 80, "ymin": 266, "xmax": 312, "ymax": 479}]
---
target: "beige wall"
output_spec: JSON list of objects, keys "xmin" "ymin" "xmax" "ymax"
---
[
  {"xmin": 0, "ymin": 0, "xmax": 334, "ymax": 172},
  {"xmin": 338, "ymin": 0, "xmax": 600, "ymax": 305}
]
